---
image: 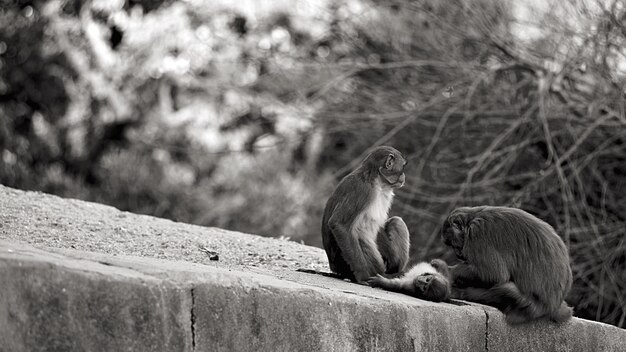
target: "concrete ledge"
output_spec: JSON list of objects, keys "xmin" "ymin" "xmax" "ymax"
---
[
  {"xmin": 0, "ymin": 241, "xmax": 487, "ymax": 352},
  {"xmin": 488, "ymin": 315, "xmax": 626, "ymax": 352},
  {"xmin": 0, "ymin": 186, "xmax": 625, "ymax": 351},
  {"xmin": 2, "ymin": 241, "xmax": 625, "ymax": 352},
  {"xmin": 0, "ymin": 244, "xmax": 192, "ymax": 352},
  {"xmin": 192, "ymin": 273, "xmax": 484, "ymax": 352}
]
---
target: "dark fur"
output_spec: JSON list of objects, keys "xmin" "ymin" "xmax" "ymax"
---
[
  {"xmin": 376, "ymin": 216, "xmax": 410, "ymax": 275},
  {"xmin": 367, "ymin": 259, "xmax": 452, "ymax": 302},
  {"xmin": 321, "ymin": 146, "xmax": 408, "ymax": 282},
  {"xmin": 442, "ymin": 206, "xmax": 573, "ymax": 324}
]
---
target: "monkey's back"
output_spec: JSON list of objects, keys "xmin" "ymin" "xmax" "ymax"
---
[
  {"xmin": 321, "ymin": 172, "xmax": 372, "ymax": 279},
  {"xmin": 478, "ymin": 206, "xmax": 572, "ymax": 311}
]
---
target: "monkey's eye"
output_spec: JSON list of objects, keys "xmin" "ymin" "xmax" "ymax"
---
[{"xmin": 385, "ymin": 154, "xmax": 395, "ymax": 170}]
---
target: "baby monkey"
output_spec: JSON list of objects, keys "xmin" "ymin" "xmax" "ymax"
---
[{"xmin": 368, "ymin": 259, "xmax": 452, "ymax": 302}]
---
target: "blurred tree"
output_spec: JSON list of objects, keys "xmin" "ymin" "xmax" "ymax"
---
[{"xmin": 0, "ymin": 0, "xmax": 332, "ymax": 240}]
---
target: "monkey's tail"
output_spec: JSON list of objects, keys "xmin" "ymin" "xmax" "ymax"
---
[{"xmin": 550, "ymin": 302, "xmax": 573, "ymax": 323}]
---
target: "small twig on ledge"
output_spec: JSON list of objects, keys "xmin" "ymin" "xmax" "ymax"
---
[{"xmin": 198, "ymin": 245, "xmax": 219, "ymax": 261}]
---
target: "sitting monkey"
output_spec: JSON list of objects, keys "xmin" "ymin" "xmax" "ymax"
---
[{"xmin": 321, "ymin": 146, "xmax": 409, "ymax": 282}]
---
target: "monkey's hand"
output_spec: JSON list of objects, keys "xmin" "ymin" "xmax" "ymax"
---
[
  {"xmin": 451, "ymin": 287, "xmax": 466, "ymax": 300},
  {"xmin": 354, "ymin": 270, "xmax": 376, "ymax": 284},
  {"xmin": 430, "ymin": 259, "xmax": 448, "ymax": 271},
  {"xmin": 365, "ymin": 274, "xmax": 386, "ymax": 288}
]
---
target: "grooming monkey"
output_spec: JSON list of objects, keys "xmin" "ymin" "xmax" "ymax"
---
[
  {"xmin": 442, "ymin": 206, "xmax": 573, "ymax": 324},
  {"xmin": 321, "ymin": 146, "xmax": 409, "ymax": 282},
  {"xmin": 367, "ymin": 259, "xmax": 452, "ymax": 302}
]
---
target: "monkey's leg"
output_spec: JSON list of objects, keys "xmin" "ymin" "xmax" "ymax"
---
[
  {"xmin": 458, "ymin": 283, "xmax": 521, "ymax": 309},
  {"xmin": 360, "ymin": 238, "xmax": 387, "ymax": 277},
  {"xmin": 458, "ymin": 283, "xmax": 546, "ymax": 324},
  {"xmin": 329, "ymin": 220, "xmax": 385, "ymax": 282},
  {"xmin": 323, "ymin": 229, "xmax": 356, "ymax": 280},
  {"xmin": 376, "ymin": 216, "xmax": 410, "ymax": 275},
  {"xmin": 550, "ymin": 302, "xmax": 573, "ymax": 323}
]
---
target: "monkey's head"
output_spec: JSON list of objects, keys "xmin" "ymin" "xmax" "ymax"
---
[
  {"xmin": 441, "ymin": 207, "xmax": 483, "ymax": 261},
  {"xmin": 415, "ymin": 272, "xmax": 451, "ymax": 302},
  {"xmin": 362, "ymin": 146, "xmax": 407, "ymax": 188}
]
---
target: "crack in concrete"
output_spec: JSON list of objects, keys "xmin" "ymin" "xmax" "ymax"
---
[
  {"xmin": 191, "ymin": 287, "xmax": 196, "ymax": 351},
  {"xmin": 483, "ymin": 308, "xmax": 490, "ymax": 352}
]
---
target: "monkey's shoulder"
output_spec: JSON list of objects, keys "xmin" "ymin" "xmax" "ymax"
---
[
  {"xmin": 327, "ymin": 174, "xmax": 372, "ymax": 207},
  {"xmin": 322, "ymin": 173, "xmax": 374, "ymax": 226}
]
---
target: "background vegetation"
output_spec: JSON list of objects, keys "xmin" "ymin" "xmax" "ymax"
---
[{"xmin": 1, "ymin": 0, "xmax": 625, "ymax": 327}]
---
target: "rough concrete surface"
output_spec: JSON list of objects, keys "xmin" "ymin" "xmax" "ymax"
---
[
  {"xmin": 487, "ymin": 314, "xmax": 626, "ymax": 352},
  {"xmin": 0, "ymin": 185, "xmax": 327, "ymax": 272},
  {"xmin": 0, "ymin": 245, "xmax": 192, "ymax": 352},
  {"xmin": 1, "ymin": 185, "xmax": 625, "ymax": 351}
]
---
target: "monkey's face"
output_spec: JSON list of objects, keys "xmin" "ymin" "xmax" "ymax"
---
[
  {"xmin": 416, "ymin": 273, "xmax": 451, "ymax": 302},
  {"xmin": 442, "ymin": 209, "xmax": 475, "ymax": 261},
  {"xmin": 365, "ymin": 146, "xmax": 407, "ymax": 188}
]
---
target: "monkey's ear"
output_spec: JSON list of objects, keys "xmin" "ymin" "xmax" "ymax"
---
[{"xmin": 385, "ymin": 154, "xmax": 395, "ymax": 170}]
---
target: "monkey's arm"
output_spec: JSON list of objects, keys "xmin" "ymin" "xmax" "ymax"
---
[
  {"xmin": 451, "ymin": 253, "xmax": 510, "ymax": 288},
  {"xmin": 367, "ymin": 274, "xmax": 416, "ymax": 294},
  {"xmin": 449, "ymin": 266, "xmax": 486, "ymax": 300},
  {"xmin": 449, "ymin": 263, "xmax": 480, "ymax": 287},
  {"xmin": 450, "ymin": 263, "xmax": 491, "ymax": 288}
]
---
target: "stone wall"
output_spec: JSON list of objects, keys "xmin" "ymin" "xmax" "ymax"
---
[{"xmin": 0, "ymin": 186, "xmax": 624, "ymax": 351}]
